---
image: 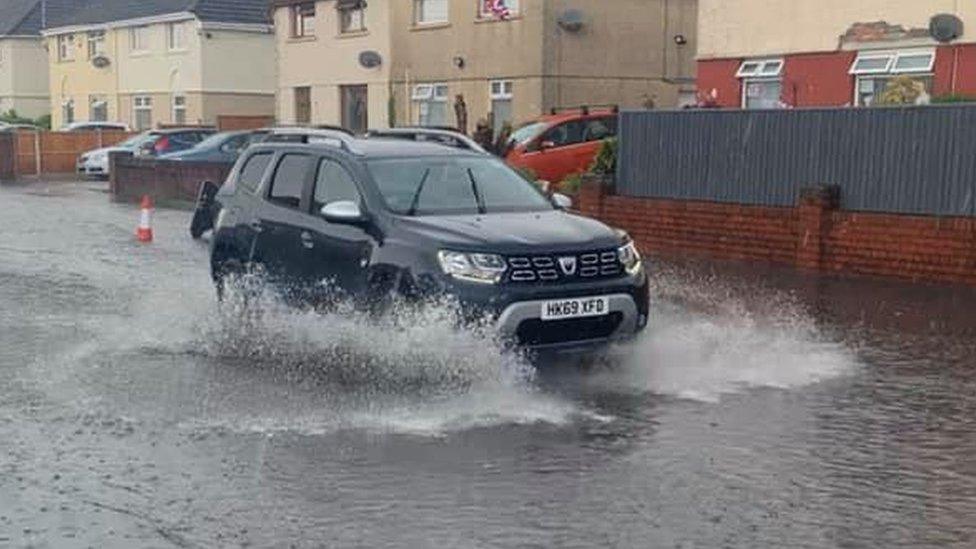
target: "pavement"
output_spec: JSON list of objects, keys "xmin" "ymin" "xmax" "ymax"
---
[{"xmin": 2, "ymin": 180, "xmax": 976, "ymax": 548}]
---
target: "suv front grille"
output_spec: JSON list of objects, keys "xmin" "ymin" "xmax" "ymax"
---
[{"xmin": 506, "ymin": 250, "xmax": 622, "ymax": 284}]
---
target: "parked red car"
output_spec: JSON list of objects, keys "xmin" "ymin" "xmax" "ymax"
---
[{"xmin": 505, "ymin": 107, "xmax": 618, "ymax": 184}]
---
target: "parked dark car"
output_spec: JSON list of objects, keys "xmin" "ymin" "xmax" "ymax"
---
[
  {"xmin": 206, "ymin": 132, "xmax": 649, "ymax": 352},
  {"xmin": 161, "ymin": 130, "xmax": 267, "ymax": 164},
  {"xmin": 135, "ymin": 128, "xmax": 216, "ymax": 157}
]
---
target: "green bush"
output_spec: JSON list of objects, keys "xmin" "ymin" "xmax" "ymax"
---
[
  {"xmin": 589, "ymin": 137, "xmax": 618, "ymax": 177},
  {"xmin": 0, "ymin": 109, "xmax": 49, "ymax": 129},
  {"xmin": 560, "ymin": 172, "xmax": 583, "ymax": 194}
]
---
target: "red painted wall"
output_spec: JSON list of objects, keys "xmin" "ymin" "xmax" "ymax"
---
[
  {"xmin": 696, "ymin": 59, "xmax": 743, "ymax": 108},
  {"xmin": 934, "ymin": 44, "xmax": 976, "ymax": 97},
  {"xmin": 782, "ymin": 52, "xmax": 856, "ymax": 107}
]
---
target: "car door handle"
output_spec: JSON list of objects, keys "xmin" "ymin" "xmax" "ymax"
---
[{"xmin": 300, "ymin": 231, "xmax": 314, "ymax": 249}]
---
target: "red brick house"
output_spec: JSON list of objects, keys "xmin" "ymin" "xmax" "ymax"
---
[{"xmin": 696, "ymin": 2, "xmax": 976, "ymax": 108}]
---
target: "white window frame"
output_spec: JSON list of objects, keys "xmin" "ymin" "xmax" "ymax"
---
[
  {"xmin": 172, "ymin": 95, "xmax": 187, "ymax": 124},
  {"xmin": 412, "ymin": 83, "xmax": 449, "ymax": 126},
  {"xmin": 133, "ymin": 95, "xmax": 153, "ymax": 130},
  {"xmin": 479, "ymin": 0, "xmax": 520, "ymax": 18},
  {"xmin": 130, "ymin": 26, "xmax": 150, "ymax": 53},
  {"xmin": 57, "ymin": 34, "xmax": 74, "ymax": 62},
  {"xmin": 292, "ymin": 3, "xmax": 316, "ymax": 37},
  {"xmin": 489, "ymin": 79, "xmax": 514, "ymax": 100},
  {"xmin": 167, "ymin": 22, "xmax": 185, "ymax": 51},
  {"xmin": 736, "ymin": 58, "xmax": 783, "ymax": 79},
  {"xmin": 339, "ymin": 3, "xmax": 367, "ymax": 33},
  {"xmin": 86, "ymin": 31, "xmax": 105, "ymax": 60},
  {"xmin": 741, "ymin": 78, "xmax": 783, "ymax": 110},
  {"xmin": 414, "ymin": 0, "xmax": 449, "ymax": 25},
  {"xmin": 850, "ymin": 49, "xmax": 936, "ymax": 106}
]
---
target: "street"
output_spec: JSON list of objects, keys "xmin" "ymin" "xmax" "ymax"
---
[{"xmin": 2, "ymin": 181, "xmax": 975, "ymax": 548}]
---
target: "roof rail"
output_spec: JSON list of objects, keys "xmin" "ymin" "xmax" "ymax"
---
[
  {"xmin": 548, "ymin": 104, "xmax": 620, "ymax": 116},
  {"xmin": 262, "ymin": 127, "xmax": 358, "ymax": 152}
]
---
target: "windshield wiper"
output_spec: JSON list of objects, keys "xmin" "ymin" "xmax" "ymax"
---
[
  {"xmin": 466, "ymin": 169, "xmax": 486, "ymax": 214},
  {"xmin": 406, "ymin": 169, "xmax": 432, "ymax": 216}
]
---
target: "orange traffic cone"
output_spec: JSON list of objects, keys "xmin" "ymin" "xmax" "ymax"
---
[{"xmin": 136, "ymin": 195, "xmax": 154, "ymax": 243}]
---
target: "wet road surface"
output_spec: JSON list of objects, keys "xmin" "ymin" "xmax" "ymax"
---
[{"xmin": 2, "ymin": 181, "xmax": 976, "ymax": 548}]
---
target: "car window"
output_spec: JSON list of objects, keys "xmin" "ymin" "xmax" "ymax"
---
[
  {"xmin": 237, "ymin": 152, "xmax": 273, "ymax": 194},
  {"xmin": 220, "ymin": 134, "xmax": 249, "ymax": 153},
  {"xmin": 543, "ymin": 121, "xmax": 585, "ymax": 147},
  {"xmin": 312, "ymin": 159, "xmax": 361, "ymax": 212},
  {"xmin": 367, "ymin": 157, "xmax": 553, "ymax": 216},
  {"xmin": 268, "ymin": 154, "xmax": 310, "ymax": 209},
  {"xmin": 582, "ymin": 117, "xmax": 617, "ymax": 142},
  {"xmin": 510, "ymin": 122, "xmax": 547, "ymax": 146}
]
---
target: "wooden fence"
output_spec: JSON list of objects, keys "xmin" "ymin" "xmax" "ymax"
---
[
  {"xmin": 12, "ymin": 130, "xmax": 135, "ymax": 176},
  {"xmin": 0, "ymin": 132, "xmax": 15, "ymax": 181}
]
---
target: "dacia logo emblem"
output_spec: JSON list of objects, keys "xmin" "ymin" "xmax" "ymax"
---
[{"xmin": 558, "ymin": 256, "xmax": 578, "ymax": 276}]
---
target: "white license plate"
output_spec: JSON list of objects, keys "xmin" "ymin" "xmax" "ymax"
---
[{"xmin": 541, "ymin": 296, "xmax": 610, "ymax": 321}]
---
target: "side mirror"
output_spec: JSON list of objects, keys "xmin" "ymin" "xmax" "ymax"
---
[
  {"xmin": 552, "ymin": 193, "xmax": 573, "ymax": 210},
  {"xmin": 320, "ymin": 200, "xmax": 364, "ymax": 224}
]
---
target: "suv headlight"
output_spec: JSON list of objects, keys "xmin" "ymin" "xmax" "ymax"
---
[
  {"xmin": 617, "ymin": 241, "xmax": 643, "ymax": 275},
  {"xmin": 438, "ymin": 251, "xmax": 508, "ymax": 284}
]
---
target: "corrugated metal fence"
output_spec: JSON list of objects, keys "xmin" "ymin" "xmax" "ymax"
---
[{"xmin": 617, "ymin": 105, "xmax": 976, "ymax": 217}]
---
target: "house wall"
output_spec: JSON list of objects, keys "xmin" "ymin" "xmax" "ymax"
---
[
  {"xmin": 0, "ymin": 37, "xmax": 50, "ymax": 119},
  {"xmin": 274, "ymin": 0, "xmax": 393, "ymax": 127},
  {"xmin": 542, "ymin": 0, "xmax": 697, "ymax": 110},
  {"xmin": 47, "ymin": 30, "xmax": 120, "ymax": 127},
  {"xmin": 199, "ymin": 27, "xmax": 275, "ymax": 124},
  {"xmin": 698, "ymin": 0, "xmax": 976, "ymax": 59}
]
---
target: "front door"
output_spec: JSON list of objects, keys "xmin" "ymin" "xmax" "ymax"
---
[
  {"xmin": 341, "ymin": 85, "xmax": 368, "ymax": 135},
  {"xmin": 299, "ymin": 156, "xmax": 374, "ymax": 305}
]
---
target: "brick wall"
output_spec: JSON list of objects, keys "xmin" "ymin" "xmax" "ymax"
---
[
  {"xmin": 578, "ymin": 183, "xmax": 976, "ymax": 286},
  {"xmin": 110, "ymin": 153, "xmax": 231, "ymax": 204}
]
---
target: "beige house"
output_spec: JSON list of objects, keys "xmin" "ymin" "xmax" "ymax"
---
[
  {"xmin": 0, "ymin": 0, "xmax": 51, "ymax": 119},
  {"xmin": 42, "ymin": 0, "xmax": 276, "ymax": 130},
  {"xmin": 274, "ymin": 0, "xmax": 697, "ymax": 132}
]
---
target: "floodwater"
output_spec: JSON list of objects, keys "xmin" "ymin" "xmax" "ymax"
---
[{"xmin": 1, "ymin": 180, "xmax": 975, "ymax": 549}]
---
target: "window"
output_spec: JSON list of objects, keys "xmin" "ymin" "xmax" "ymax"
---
[
  {"xmin": 414, "ymin": 0, "xmax": 448, "ymax": 24},
  {"xmin": 90, "ymin": 95, "xmax": 108, "ymax": 122},
  {"xmin": 849, "ymin": 50, "xmax": 935, "ymax": 106},
  {"xmin": 736, "ymin": 58, "xmax": 784, "ymax": 109},
  {"xmin": 62, "ymin": 99, "xmax": 75, "ymax": 125},
  {"xmin": 172, "ymin": 95, "xmax": 187, "ymax": 124},
  {"xmin": 489, "ymin": 80, "xmax": 513, "ymax": 137},
  {"xmin": 269, "ymin": 154, "xmax": 312, "ymax": 209},
  {"xmin": 219, "ymin": 134, "xmax": 251, "ymax": 154},
  {"xmin": 294, "ymin": 86, "xmax": 312, "ymax": 124},
  {"xmin": 479, "ymin": 0, "xmax": 519, "ymax": 18},
  {"xmin": 582, "ymin": 117, "xmax": 617, "ymax": 142},
  {"xmin": 167, "ymin": 22, "xmax": 185, "ymax": 50},
  {"xmin": 340, "ymin": 85, "xmax": 368, "ymax": 135},
  {"xmin": 412, "ymin": 83, "xmax": 449, "ymax": 127},
  {"xmin": 57, "ymin": 35, "xmax": 74, "ymax": 61},
  {"xmin": 238, "ymin": 152, "xmax": 274, "ymax": 194},
  {"xmin": 542, "ymin": 121, "xmax": 584, "ymax": 148},
  {"xmin": 736, "ymin": 59, "xmax": 783, "ymax": 78},
  {"xmin": 130, "ymin": 26, "xmax": 149, "ymax": 52},
  {"xmin": 366, "ymin": 157, "xmax": 552, "ymax": 216},
  {"xmin": 292, "ymin": 3, "xmax": 316, "ymax": 37},
  {"xmin": 338, "ymin": 0, "xmax": 366, "ymax": 33},
  {"xmin": 87, "ymin": 31, "xmax": 105, "ymax": 59},
  {"xmin": 313, "ymin": 159, "xmax": 361, "ymax": 212},
  {"xmin": 133, "ymin": 96, "xmax": 153, "ymax": 131}
]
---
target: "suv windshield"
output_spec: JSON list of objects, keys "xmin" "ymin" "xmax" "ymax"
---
[{"xmin": 367, "ymin": 157, "xmax": 554, "ymax": 216}]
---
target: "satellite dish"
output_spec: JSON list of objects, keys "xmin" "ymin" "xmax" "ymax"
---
[
  {"xmin": 557, "ymin": 9, "xmax": 584, "ymax": 32},
  {"xmin": 359, "ymin": 50, "xmax": 382, "ymax": 68},
  {"xmin": 930, "ymin": 14, "xmax": 963, "ymax": 43},
  {"xmin": 91, "ymin": 55, "xmax": 111, "ymax": 69}
]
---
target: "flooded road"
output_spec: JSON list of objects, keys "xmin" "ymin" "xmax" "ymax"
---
[{"xmin": 2, "ymin": 181, "xmax": 975, "ymax": 548}]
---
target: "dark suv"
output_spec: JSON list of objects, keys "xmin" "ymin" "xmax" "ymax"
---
[{"xmin": 208, "ymin": 133, "xmax": 649, "ymax": 351}]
